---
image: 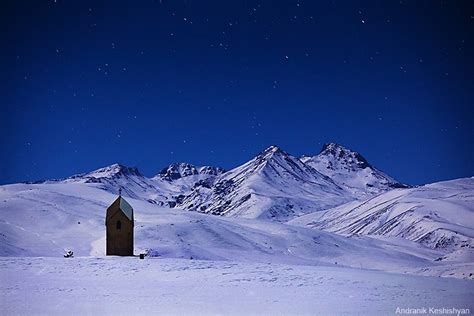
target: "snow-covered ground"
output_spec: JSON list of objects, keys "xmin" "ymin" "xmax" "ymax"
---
[
  {"xmin": 1, "ymin": 182, "xmax": 470, "ymax": 278},
  {"xmin": 34, "ymin": 143, "xmax": 406, "ymax": 222},
  {"xmin": 290, "ymin": 177, "xmax": 474, "ymax": 252},
  {"xmin": 1, "ymin": 148, "xmax": 473, "ymax": 314},
  {"xmin": 1, "ymin": 257, "xmax": 473, "ymax": 315}
]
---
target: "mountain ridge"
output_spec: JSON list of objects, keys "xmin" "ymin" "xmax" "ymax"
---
[
  {"xmin": 172, "ymin": 145, "xmax": 353, "ymax": 221},
  {"xmin": 155, "ymin": 163, "xmax": 226, "ymax": 181},
  {"xmin": 301, "ymin": 142, "xmax": 408, "ymax": 198},
  {"xmin": 3, "ymin": 143, "xmax": 473, "ymax": 271},
  {"xmin": 289, "ymin": 177, "xmax": 474, "ymax": 251},
  {"xmin": 22, "ymin": 143, "xmax": 409, "ymax": 221}
]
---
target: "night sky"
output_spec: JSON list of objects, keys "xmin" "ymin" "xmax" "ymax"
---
[{"xmin": 1, "ymin": 0, "xmax": 473, "ymax": 185}]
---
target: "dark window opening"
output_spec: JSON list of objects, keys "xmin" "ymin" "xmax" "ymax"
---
[{"xmin": 116, "ymin": 220, "xmax": 122, "ymax": 230}]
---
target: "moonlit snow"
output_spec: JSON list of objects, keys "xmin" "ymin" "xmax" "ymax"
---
[
  {"xmin": 1, "ymin": 144, "xmax": 473, "ymax": 314},
  {"xmin": 2, "ymin": 257, "xmax": 473, "ymax": 315}
]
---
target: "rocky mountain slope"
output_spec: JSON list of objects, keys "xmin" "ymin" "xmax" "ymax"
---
[
  {"xmin": 289, "ymin": 177, "xmax": 474, "ymax": 252},
  {"xmin": 301, "ymin": 143, "xmax": 407, "ymax": 198},
  {"xmin": 155, "ymin": 163, "xmax": 225, "ymax": 181},
  {"xmin": 1, "ymin": 143, "xmax": 473, "ymax": 278},
  {"xmin": 27, "ymin": 143, "xmax": 409, "ymax": 222},
  {"xmin": 42, "ymin": 163, "xmax": 175, "ymax": 204},
  {"xmin": 174, "ymin": 146, "xmax": 354, "ymax": 221},
  {"xmin": 0, "ymin": 181, "xmax": 462, "ymax": 278}
]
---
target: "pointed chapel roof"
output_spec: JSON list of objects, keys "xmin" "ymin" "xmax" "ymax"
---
[
  {"xmin": 106, "ymin": 196, "xmax": 134, "ymax": 222},
  {"xmin": 118, "ymin": 196, "xmax": 133, "ymax": 221}
]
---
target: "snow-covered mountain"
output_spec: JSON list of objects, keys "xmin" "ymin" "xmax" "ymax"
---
[
  {"xmin": 24, "ymin": 143, "xmax": 410, "ymax": 222},
  {"xmin": 174, "ymin": 146, "xmax": 355, "ymax": 221},
  {"xmin": 155, "ymin": 163, "xmax": 225, "ymax": 181},
  {"xmin": 301, "ymin": 143, "xmax": 407, "ymax": 198},
  {"xmin": 1, "ymin": 144, "xmax": 473, "ymax": 280},
  {"xmin": 289, "ymin": 177, "xmax": 474, "ymax": 251},
  {"xmin": 45, "ymin": 163, "xmax": 174, "ymax": 203},
  {"xmin": 0, "ymin": 181, "xmax": 466, "ymax": 278},
  {"xmin": 39, "ymin": 163, "xmax": 225, "ymax": 207}
]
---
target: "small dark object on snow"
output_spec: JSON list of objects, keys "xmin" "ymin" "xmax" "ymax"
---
[
  {"xmin": 139, "ymin": 253, "xmax": 145, "ymax": 259},
  {"xmin": 78, "ymin": 221, "xmax": 80, "ymax": 224},
  {"xmin": 64, "ymin": 250, "xmax": 74, "ymax": 258}
]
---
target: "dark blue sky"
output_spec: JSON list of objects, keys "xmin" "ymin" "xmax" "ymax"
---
[{"xmin": 1, "ymin": 0, "xmax": 473, "ymax": 185}]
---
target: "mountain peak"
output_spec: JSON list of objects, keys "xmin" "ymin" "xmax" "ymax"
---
[
  {"xmin": 267, "ymin": 144, "xmax": 281, "ymax": 151},
  {"xmin": 157, "ymin": 163, "xmax": 225, "ymax": 181},
  {"xmin": 82, "ymin": 163, "xmax": 142, "ymax": 179},
  {"xmin": 320, "ymin": 142, "xmax": 347, "ymax": 153},
  {"xmin": 319, "ymin": 143, "xmax": 370, "ymax": 169},
  {"xmin": 300, "ymin": 142, "xmax": 407, "ymax": 196},
  {"xmin": 248, "ymin": 145, "xmax": 292, "ymax": 169},
  {"xmin": 258, "ymin": 145, "xmax": 287, "ymax": 158},
  {"xmin": 56, "ymin": 163, "xmax": 143, "ymax": 186},
  {"xmin": 158, "ymin": 163, "xmax": 198, "ymax": 181},
  {"xmin": 175, "ymin": 144, "xmax": 351, "ymax": 221}
]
